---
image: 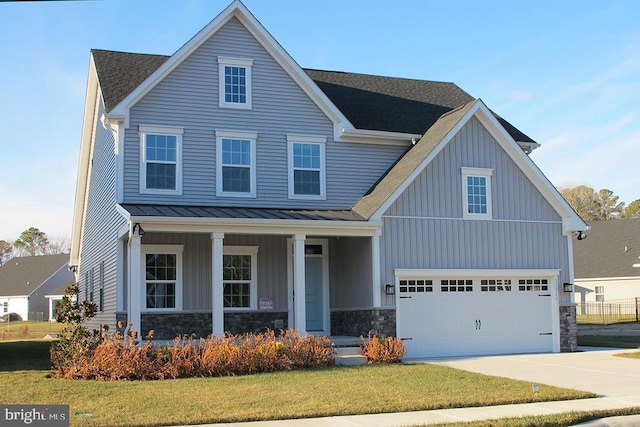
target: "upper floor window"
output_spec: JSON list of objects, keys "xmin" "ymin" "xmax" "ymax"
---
[
  {"xmin": 216, "ymin": 130, "xmax": 257, "ymax": 198},
  {"xmin": 287, "ymin": 135, "xmax": 326, "ymax": 200},
  {"xmin": 218, "ymin": 57, "xmax": 253, "ymax": 110},
  {"xmin": 461, "ymin": 167, "xmax": 493, "ymax": 220},
  {"xmin": 140, "ymin": 125, "xmax": 183, "ymax": 195}
]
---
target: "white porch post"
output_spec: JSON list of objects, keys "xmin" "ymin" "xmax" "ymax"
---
[
  {"xmin": 128, "ymin": 232, "xmax": 142, "ymax": 336},
  {"xmin": 293, "ymin": 234, "xmax": 306, "ymax": 335},
  {"xmin": 211, "ymin": 232, "xmax": 225, "ymax": 337},
  {"xmin": 372, "ymin": 230, "xmax": 382, "ymax": 307}
]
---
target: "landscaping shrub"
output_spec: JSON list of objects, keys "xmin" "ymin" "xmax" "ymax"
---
[
  {"xmin": 51, "ymin": 326, "xmax": 334, "ymax": 381},
  {"xmin": 360, "ymin": 333, "xmax": 406, "ymax": 363}
]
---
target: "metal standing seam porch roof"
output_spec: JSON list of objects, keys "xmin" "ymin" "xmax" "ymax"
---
[{"xmin": 120, "ymin": 204, "xmax": 366, "ymax": 222}]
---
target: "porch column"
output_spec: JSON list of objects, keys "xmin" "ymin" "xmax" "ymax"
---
[
  {"xmin": 293, "ymin": 234, "xmax": 306, "ymax": 335},
  {"xmin": 211, "ymin": 232, "xmax": 225, "ymax": 337},
  {"xmin": 371, "ymin": 230, "xmax": 382, "ymax": 307},
  {"xmin": 128, "ymin": 231, "xmax": 142, "ymax": 336}
]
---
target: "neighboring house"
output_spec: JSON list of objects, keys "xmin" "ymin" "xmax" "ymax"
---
[
  {"xmin": 0, "ymin": 254, "xmax": 75, "ymax": 322},
  {"xmin": 70, "ymin": 0, "xmax": 586, "ymax": 358},
  {"xmin": 574, "ymin": 219, "xmax": 640, "ymax": 304},
  {"xmin": 45, "ymin": 280, "xmax": 74, "ymax": 322}
]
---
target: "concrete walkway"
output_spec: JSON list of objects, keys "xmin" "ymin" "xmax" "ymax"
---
[{"xmin": 173, "ymin": 347, "xmax": 640, "ymax": 427}]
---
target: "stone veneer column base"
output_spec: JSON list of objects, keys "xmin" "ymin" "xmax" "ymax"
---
[
  {"xmin": 330, "ymin": 308, "xmax": 396, "ymax": 337},
  {"xmin": 559, "ymin": 304, "xmax": 578, "ymax": 352}
]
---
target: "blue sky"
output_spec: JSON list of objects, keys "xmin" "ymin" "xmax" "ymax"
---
[{"xmin": 1, "ymin": 0, "xmax": 638, "ymax": 240}]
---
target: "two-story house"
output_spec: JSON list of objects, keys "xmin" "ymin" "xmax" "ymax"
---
[{"xmin": 70, "ymin": 0, "xmax": 587, "ymax": 358}]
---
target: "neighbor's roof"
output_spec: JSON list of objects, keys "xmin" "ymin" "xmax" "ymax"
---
[
  {"xmin": 574, "ymin": 219, "xmax": 640, "ymax": 279},
  {"xmin": 90, "ymin": 49, "xmax": 534, "ymax": 143},
  {"xmin": 0, "ymin": 254, "xmax": 70, "ymax": 297},
  {"xmin": 121, "ymin": 204, "xmax": 365, "ymax": 222}
]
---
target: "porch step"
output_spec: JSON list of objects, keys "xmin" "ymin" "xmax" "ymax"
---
[
  {"xmin": 334, "ymin": 345, "xmax": 368, "ymax": 366},
  {"xmin": 331, "ymin": 336, "xmax": 363, "ymax": 348}
]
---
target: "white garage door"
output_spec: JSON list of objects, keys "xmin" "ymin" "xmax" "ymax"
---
[{"xmin": 396, "ymin": 270, "xmax": 558, "ymax": 358}]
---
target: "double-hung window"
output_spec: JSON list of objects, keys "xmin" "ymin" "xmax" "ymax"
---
[
  {"xmin": 216, "ymin": 130, "xmax": 257, "ymax": 197},
  {"xmin": 461, "ymin": 167, "xmax": 493, "ymax": 219},
  {"xmin": 140, "ymin": 125, "xmax": 183, "ymax": 195},
  {"xmin": 218, "ymin": 57, "xmax": 253, "ymax": 109},
  {"xmin": 223, "ymin": 246, "xmax": 258, "ymax": 310},
  {"xmin": 142, "ymin": 245, "xmax": 183, "ymax": 310},
  {"xmin": 287, "ymin": 135, "xmax": 326, "ymax": 199}
]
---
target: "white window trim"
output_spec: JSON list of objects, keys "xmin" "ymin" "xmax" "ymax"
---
[
  {"xmin": 216, "ymin": 130, "xmax": 258, "ymax": 198},
  {"xmin": 218, "ymin": 56, "xmax": 253, "ymax": 110},
  {"xmin": 141, "ymin": 244, "xmax": 184, "ymax": 312},
  {"xmin": 461, "ymin": 167, "xmax": 493, "ymax": 220},
  {"xmin": 139, "ymin": 125, "xmax": 184, "ymax": 195},
  {"xmin": 287, "ymin": 134, "xmax": 327, "ymax": 200},
  {"xmin": 223, "ymin": 245, "xmax": 259, "ymax": 311}
]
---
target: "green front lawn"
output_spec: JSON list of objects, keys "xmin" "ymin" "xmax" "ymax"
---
[
  {"xmin": 1, "ymin": 340, "xmax": 595, "ymax": 427},
  {"xmin": 1, "ymin": 320, "xmax": 63, "ymax": 341}
]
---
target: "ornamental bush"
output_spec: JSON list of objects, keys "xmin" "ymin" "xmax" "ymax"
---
[
  {"xmin": 360, "ymin": 333, "xmax": 406, "ymax": 363},
  {"xmin": 51, "ymin": 327, "xmax": 334, "ymax": 381}
]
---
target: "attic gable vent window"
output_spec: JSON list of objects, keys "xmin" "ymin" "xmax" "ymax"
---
[
  {"xmin": 461, "ymin": 167, "xmax": 493, "ymax": 220},
  {"xmin": 218, "ymin": 57, "xmax": 253, "ymax": 110}
]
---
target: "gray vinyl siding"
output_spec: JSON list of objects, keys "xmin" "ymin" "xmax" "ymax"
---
[
  {"xmin": 141, "ymin": 233, "xmax": 289, "ymax": 310},
  {"xmin": 123, "ymin": 16, "xmax": 405, "ymax": 208},
  {"xmin": 330, "ymin": 237, "xmax": 372, "ymax": 309},
  {"xmin": 78, "ymin": 93, "xmax": 127, "ymax": 330},
  {"xmin": 380, "ymin": 116, "xmax": 572, "ymax": 305}
]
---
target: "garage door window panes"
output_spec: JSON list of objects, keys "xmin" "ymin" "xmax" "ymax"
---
[
  {"xmin": 399, "ymin": 280, "xmax": 433, "ymax": 293},
  {"xmin": 441, "ymin": 279, "xmax": 473, "ymax": 292},
  {"xmin": 518, "ymin": 279, "xmax": 548, "ymax": 291},
  {"xmin": 481, "ymin": 279, "xmax": 512, "ymax": 292}
]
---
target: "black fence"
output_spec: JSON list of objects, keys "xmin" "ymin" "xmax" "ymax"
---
[{"xmin": 576, "ymin": 298, "xmax": 640, "ymax": 325}]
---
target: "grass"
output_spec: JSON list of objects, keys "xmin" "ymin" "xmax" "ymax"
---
[
  {"xmin": 578, "ymin": 335, "xmax": 640, "ymax": 348},
  {"xmin": 615, "ymin": 352, "xmax": 640, "ymax": 359},
  {"xmin": 1, "ymin": 320, "xmax": 63, "ymax": 341},
  {"xmin": 423, "ymin": 407, "xmax": 640, "ymax": 427},
  {"xmin": 1, "ymin": 340, "xmax": 595, "ymax": 427}
]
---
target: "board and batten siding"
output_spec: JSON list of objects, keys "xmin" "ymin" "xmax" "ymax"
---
[
  {"xmin": 330, "ymin": 237, "xmax": 373, "ymax": 309},
  {"xmin": 380, "ymin": 116, "xmax": 572, "ymax": 305},
  {"xmin": 79, "ymin": 94, "xmax": 127, "ymax": 330},
  {"xmin": 123, "ymin": 16, "xmax": 405, "ymax": 209}
]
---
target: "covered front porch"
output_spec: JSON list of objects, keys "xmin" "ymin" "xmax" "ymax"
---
[{"xmin": 115, "ymin": 204, "xmax": 396, "ymax": 340}]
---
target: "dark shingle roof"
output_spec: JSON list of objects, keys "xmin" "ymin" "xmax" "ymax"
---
[
  {"xmin": 0, "ymin": 254, "xmax": 70, "ymax": 297},
  {"xmin": 573, "ymin": 219, "xmax": 640, "ymax": 279},
  {"xmin": 90, "ymin": 49, "xmax": 534, "ymax": 143},
  {"xmin": 121, "ymin": 204, "xmax": 365, "ymax": 222},
  {"xmin": 92, "ymin": 49, "xmax": 169, "ymax": 112}
]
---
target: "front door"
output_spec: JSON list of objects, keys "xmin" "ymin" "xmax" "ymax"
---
[{"xmin": 305, "ymin": 256, "xmax": 324, "ymax": 331}]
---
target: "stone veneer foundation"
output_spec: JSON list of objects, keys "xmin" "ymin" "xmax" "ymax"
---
[
  {"xmin": 330, "ymin": 308, "xmax": 396, "ymax": 337},
  {"xmin": 559, "ymin": 304, "xmax": 578, "ymax": 352}
]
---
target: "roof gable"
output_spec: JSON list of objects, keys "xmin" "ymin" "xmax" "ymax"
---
[
  {"xmin": 574, "ymin": 219, "xmax": 640, "ymax": 279},
  {"xmin": 0, "ymin": 254, "xmax": 70, "ymax": 297},
  {"xmin": 106, "ymin": 0, "xmax": 351, "ymax": 133},
  {"xmin": 352, "ymin": 99, "xmax": 587, "ymax": 234}
]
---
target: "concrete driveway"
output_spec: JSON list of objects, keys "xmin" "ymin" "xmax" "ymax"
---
[{"xmin": 425, "ymin": 347, "xmax": 640, "ymax": 397}]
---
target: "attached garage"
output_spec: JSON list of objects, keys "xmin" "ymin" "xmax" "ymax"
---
[{"xmin": 395, "ymin": 269, "xmax": 560, "ymax": 358}]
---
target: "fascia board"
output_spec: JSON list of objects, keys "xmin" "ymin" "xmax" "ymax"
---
[
  {"xmin": 340, "ymin": 128, "xmax": 420, "ymax": 146},
  {"xmin": 472, "ymin": 102, "xmax": 588, "ymax": 234},
  {"xmin": 130, "ymin": 215, "xmax": 382, "ymax": 237},
  {"xmin": 369, "ymin": 101, "xmax": 480, "ymax": 221},
  {"xmin": 70, "ymin": 55, "xmax": 99, "ymax": 266},
  {"xmin": 109, "ymin": 1, "xmax": 353, "ymax": 136},
  {"xmin": 575, "ymin": 276, "xmax": 640, "ymax": 282}
]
